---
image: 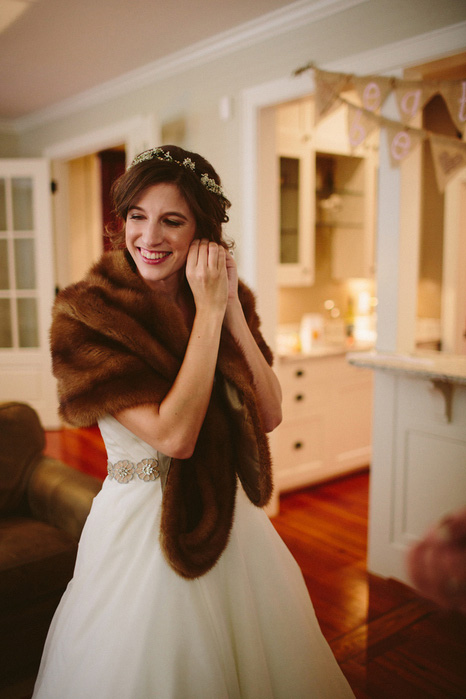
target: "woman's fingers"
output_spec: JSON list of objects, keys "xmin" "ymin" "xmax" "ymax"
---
[
  {"xmin": 190, "ymin": 239, "xmax": 225, "ymax": 270},
  {"xmin": 186, "ymin": 240, "xmax": 228, "ymax": 313}
]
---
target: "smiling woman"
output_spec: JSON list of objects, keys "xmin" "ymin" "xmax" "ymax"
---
[{"xmin": 33, "ymin": 145, "xmax": 354, "ymax": 699}]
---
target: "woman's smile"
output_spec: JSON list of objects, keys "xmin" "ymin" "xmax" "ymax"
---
[{"xmin": 138, "ymin": 248, "xmax": 172, "ymax": 263}]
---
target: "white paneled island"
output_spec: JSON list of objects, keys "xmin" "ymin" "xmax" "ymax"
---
[{"xmin": 348, "ymin": 350, "xmax": 466, "ymax": 585}]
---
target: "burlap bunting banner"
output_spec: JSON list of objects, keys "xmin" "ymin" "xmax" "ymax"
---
[
  {"xmin": 303, "ymin": 65, "xmax": 466, "ymax": 135},
  {"xmin": 314, "ymin": 68, "xmax": 351, "ymax": 124},
  {"xmin": 385, "ymin": 123, "xmax": 424, "ymax": 168},
  {"xmin": 429, "ymin": 133, "xmax": 466, "ymax": 191},
  {"xmin": 393, "ymin": 79, "xmax": 438, "ymax": 125},
  {"xmin": 442, "ymin": 80, "xmax": 466, "ymax": 135},
  {"xmin": 296, "ymin": 65, "xmax": 466, "ymax": 191},
  {"xmin": 346, "ymin": 102, "xmax": 379, "ymax": 148},
  {"xmin": 353, "ymin": 75, "xmax": 393, "ymax": 114}
]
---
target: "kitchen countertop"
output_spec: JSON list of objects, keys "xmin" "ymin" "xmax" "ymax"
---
[
  {"xmin": 347, "ymin": 350, "xmax": 466, "ymax": 385},
  {"xmin": 278, "ymin": 342, "xmax": 373, "ymax": 362}
]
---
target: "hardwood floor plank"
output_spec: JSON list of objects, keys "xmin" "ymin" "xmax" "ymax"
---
[
  {"xmin": 331, "ymin": 598, "xmax": 433, "ymax": 662},
  {"xmin": 368, "ymin": 649, "xmax": 465, "ymax": 699}
]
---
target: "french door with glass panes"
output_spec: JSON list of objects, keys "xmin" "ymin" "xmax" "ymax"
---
[{"xmin": 0, "ymin": 159, "xmax": 59, "ymax": 427}]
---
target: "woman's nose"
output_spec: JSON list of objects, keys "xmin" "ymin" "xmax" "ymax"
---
[{"xmin": 142, "ymin": 221, "xmax": 163, "ymax": 246}]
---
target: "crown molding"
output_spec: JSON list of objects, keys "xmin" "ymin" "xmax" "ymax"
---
[
  {"xmin": 8, "ymin": 0, "xmax": 367, "ymax": 133},
  {"xmin": 323, "ymin": 19, "xmax": 466, "ymax": 76}
]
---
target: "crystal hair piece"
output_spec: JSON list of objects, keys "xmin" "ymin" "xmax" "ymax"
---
[{"xmin": 129, "ymin": 148, "xmax": 226, "ymax": 200}]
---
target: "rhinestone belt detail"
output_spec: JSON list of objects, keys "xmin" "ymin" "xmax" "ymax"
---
[{"xmin": 107, "ymin": 458, "xmax": 160, "ymax": 484}]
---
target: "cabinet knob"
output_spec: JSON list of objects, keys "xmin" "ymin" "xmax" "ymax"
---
[
  {"xmin": 295, "ymin": 394, "xmax": 304, "ymax": 402},
  {"xmin": 295, "ymin": 369, "xmax": 305, "ymax": 377},
  {"xmin": 293, "ymin": 441, "xmax": 303, "ymax": 450}
]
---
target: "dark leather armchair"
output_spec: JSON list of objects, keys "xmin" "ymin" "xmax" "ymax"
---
[{"xmin": 0, "ymin": 402, "xmax": 102, "ymax": 692}]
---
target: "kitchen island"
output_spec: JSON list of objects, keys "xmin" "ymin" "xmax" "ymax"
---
[{"xmin": 348, "ymin": 350, "xmax": 466, "ymax": 585}]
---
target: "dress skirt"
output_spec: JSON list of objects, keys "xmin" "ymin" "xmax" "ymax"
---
[{"xmin": 33, "ymin": 415, "xmax": 354, "ymax": 698}]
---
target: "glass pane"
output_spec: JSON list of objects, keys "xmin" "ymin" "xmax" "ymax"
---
[
  {"xmin": 0, "ymin": 299, "xmax": 13, "ymax": 347},
  {"xmin": 14, "ymin": 238, "xmax": 36, "ymax": 289},
  {"xmin": 0, "ymin": 240, "xmax": 9, "ymax": 289},
  {"xmin": 12, "ymin": 177, "xmax": 34, "ymax": 231},
  {"xmin": 279, "ymin": 157, "xmax": 299, "ymax": 264},
  {"xmin": 17, "ymin": 297, "xmax": 39, "ymax": 347},
  {"xmin": 0, "ymin": 179, "xmax": 6, "ymax": 231}
]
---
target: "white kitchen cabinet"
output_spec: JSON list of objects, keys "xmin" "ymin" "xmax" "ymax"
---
[
  {"xmin": 270, "ymin": 352, "xmax": 373, "ymax": 497},
  {"xmin": 277, "ymin": 98, "xmax": 378, "ymax": 285}
]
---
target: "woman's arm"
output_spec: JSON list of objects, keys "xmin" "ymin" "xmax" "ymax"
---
[
  {"xmin": 223, "ymin": 253, "xmax": 282, "ymax": 433},
  {"xmin": 115, "ymin": 240, "xmax": 228, "ymax": 458}
]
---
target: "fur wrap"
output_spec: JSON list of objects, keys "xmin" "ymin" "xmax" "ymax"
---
[{"xmin": 51, "ymin": 250, "xmax": 274, "ymax": 578}]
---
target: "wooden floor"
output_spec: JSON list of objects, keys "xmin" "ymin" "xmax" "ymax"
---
[{"xmin": 43, "ymin": 426, "xmax": 466, "ymax": 699}]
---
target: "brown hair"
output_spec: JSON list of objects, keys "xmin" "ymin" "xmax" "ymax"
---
[{"xmin": 107, "ymin": 145, "xmax": 233, "ymax": 250}]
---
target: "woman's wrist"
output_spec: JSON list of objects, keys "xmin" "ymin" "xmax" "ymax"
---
[
  {"xmin": 224, "ymin": 297, "xmax": 243, "ymax": 329},
  {"xmin": 192, "ymin": 305, "xmax": 225, "ymax": 342}
]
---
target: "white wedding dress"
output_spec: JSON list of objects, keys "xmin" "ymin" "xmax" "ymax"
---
[{"xmin": 33, "ymin": 415, "xmax": 354, "ymax": 698}]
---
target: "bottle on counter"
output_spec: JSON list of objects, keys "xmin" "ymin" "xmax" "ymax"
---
[
  {"xmin": 300, "ymin": 314, "xmax": 324, "ymax": 353},
  {"xmin": 345, "ymin": 297, "xmax": 355, "ymax": 346}
]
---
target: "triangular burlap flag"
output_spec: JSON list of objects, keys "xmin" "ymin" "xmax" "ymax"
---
[
  {"xmin": 346, "ymin": 102, "xmax": 379, "ymax": 148},
  {"xmin": 314, "ymin": 69, "xmax": 351, "ymax": 124},
  {"xmin": 429, "ymin": 133, "xmax": 466, "ymax": 192},
  {"xmin": 441, "ymin": 80, "xmax": 466, "ymax": 136},
  {"xmin": 394, "ymin": 79, "xmax": 438, "ymax": 124},
  {"xmin": 385, "ymin": 123, "xmax": 424, "ymax": 167},
  {"xmin": 353, "ymin": 75, "xmax": 393, "ymax": 113}
]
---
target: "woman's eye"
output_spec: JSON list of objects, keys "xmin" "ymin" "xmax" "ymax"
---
[
  {"xmin": 165, "ymin": 219, "xmax": 183, "ymax": 227},
  {"xmin": 129, "ymin": 213, "xmax": 144, "ymax": 220}
]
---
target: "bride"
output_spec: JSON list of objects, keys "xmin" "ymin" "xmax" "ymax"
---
[{"xmin": 33, "ymin": 145, "xmax": 354, "ymax": 698}]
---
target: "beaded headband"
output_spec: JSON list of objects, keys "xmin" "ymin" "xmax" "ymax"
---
[{"xmin": 129, "ymin": 148, "xmax": 226, "ymax": 201}]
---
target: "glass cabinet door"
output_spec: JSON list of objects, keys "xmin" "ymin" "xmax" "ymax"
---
[
  {"xmin": 277, "ymin": 134, "xmax": 314, "ymax": 286},
  {"xmin": 279, "ymin": 156, "xmax": 300, "ymax": 265}
]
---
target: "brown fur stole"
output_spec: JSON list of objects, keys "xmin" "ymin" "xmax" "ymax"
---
[{"xmin": 51, "ymin": 250, "xmax": 274, "ymax": 578}]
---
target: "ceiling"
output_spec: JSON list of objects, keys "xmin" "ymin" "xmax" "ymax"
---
[{"xmin": 0, "ymin": 0, "xmax": 300, "ymax": 121}]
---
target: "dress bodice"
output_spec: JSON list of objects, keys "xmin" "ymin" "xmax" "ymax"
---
[
  {"xmin": 98, "ymin": 414, "xmax": 159, "ymax": 464},
  {"xmin": 98, "ymin": 414, "xmax": 171, "ymax": 488}
]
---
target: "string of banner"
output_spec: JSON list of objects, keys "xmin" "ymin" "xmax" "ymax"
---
[{"xmin": 294, "ymin": 63, "xmax": 466, "ymax": 192}]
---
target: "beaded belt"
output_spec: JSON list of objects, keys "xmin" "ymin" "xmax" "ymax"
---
[{"xmin": 107, "ymin": 458, "xmax": 160, "ymax": 484}]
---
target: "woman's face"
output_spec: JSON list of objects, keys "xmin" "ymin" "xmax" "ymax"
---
[{"xmin": 125, "ymin": 183, "xmax": 197, "ymax": 293}]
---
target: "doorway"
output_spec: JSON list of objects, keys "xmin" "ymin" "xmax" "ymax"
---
[{"xmin": 51, "ymin": 146, "xmax": 126, "ymax": 290}]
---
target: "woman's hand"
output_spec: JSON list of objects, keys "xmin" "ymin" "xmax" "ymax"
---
[{"xmin": 186, "ymin": 239, "xmax": 228, "ymax": 315}]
